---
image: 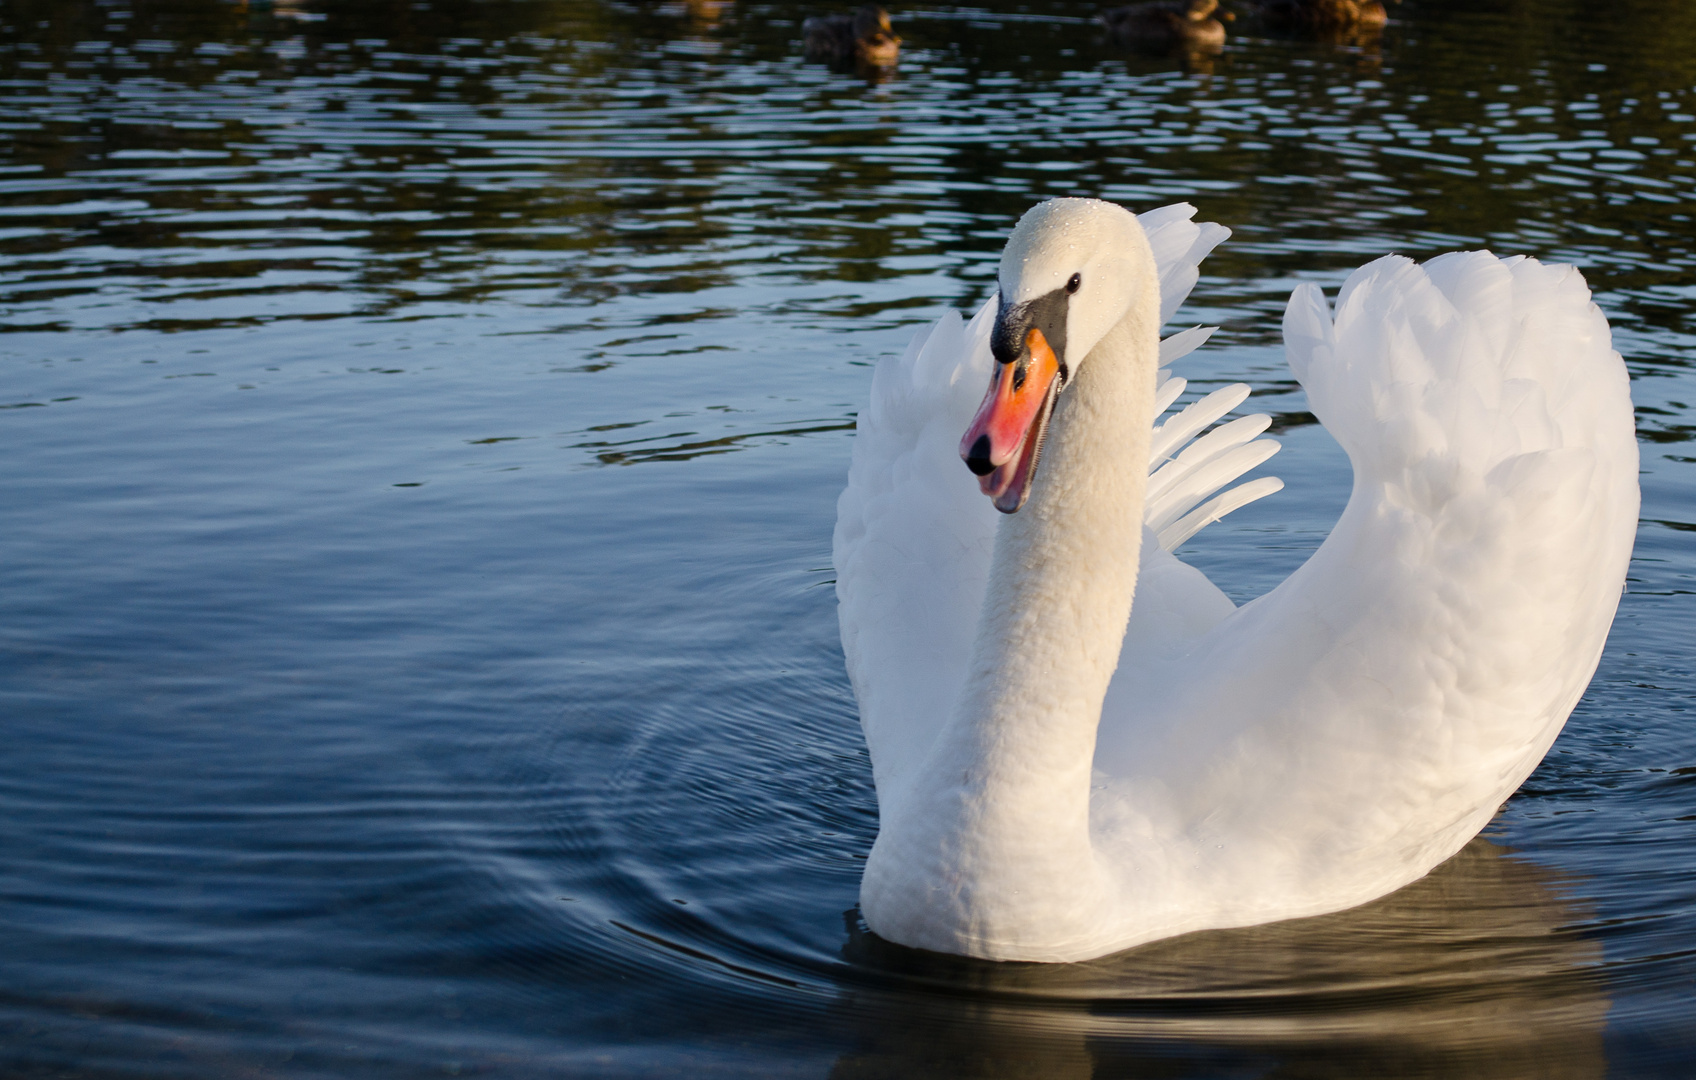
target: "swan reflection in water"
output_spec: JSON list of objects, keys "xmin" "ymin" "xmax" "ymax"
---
[{"xmin": 829, "ymin": 835, "xmax": 1606, "ymax": 1078}]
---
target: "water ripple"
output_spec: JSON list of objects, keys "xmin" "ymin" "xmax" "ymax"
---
[{"xmin": 2, "ymin": 0, "xmax": 1694, "ymax": 1075}]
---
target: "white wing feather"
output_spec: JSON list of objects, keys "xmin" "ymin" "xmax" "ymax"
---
[
  {"xmin": 1092, "ymin": 251, "xmax": 1638, "ymax": 931},
  {"xmin": 834, "ymin": 302, "xmax": 998, "ymax": 797}
]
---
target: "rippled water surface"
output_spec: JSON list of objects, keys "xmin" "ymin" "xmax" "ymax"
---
[{"xmin": 3, "ymin": 0, "xmax": 1695, "ymax": 1075}]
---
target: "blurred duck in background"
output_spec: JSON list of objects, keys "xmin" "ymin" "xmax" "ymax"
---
[
  {"xmin": 1097, "ymin": 0, "xmax": 1229, "ymax": 53},
  {"xmin": 683, "ymin": 0, "xmax": 731, "ymax": 30},
  {"xmin": 803, "ymin": 5, "xmax": 903, "ymax": 68},
  {"xmin": 1251, "ymin": 0, "xmax": 1388, "ymax": 33}
]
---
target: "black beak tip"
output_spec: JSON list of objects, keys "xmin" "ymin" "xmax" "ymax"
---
[{"xmin": 965, "ymin": 435, "xmax": 995, "ymax": 476}]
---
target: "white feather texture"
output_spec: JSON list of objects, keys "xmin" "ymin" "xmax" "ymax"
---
[{"xmin": 832, "ymin": 201, "xmax": 1638, "ymax": 962}]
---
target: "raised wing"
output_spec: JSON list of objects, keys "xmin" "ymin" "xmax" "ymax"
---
[
  {"xmin": 834, "ymin": 301, "xmax": 999, "ymax": 803},
  {"xmin": 1092, "ymin": 252, "xmax": 1638, "ymax": 929}
]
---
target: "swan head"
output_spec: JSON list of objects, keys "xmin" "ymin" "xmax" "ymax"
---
[{"xmin": 961, "ymin": 198, "xmax": 1155, "ymax": 512}]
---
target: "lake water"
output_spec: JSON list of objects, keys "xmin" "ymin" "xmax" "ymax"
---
[{"xmin": 3, "ymin": 0, "xmax": 1694, "ymax": 1075}]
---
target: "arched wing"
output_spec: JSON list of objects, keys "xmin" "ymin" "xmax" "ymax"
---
[
  {"xmin": 1093, "ymin": 252, "xmax": 1639, "ymax": 928},
  {"xmin": 834, "ymin": 300, "xmax": 1000, "ymax": 801}
]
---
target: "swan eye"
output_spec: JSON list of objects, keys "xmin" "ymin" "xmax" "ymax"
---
[{"xmin": 1066, "ymin": 273, "xmax": 1081, "ymax": 294}]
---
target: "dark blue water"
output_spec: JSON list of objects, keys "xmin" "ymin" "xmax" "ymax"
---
[{"xmin": 2, "ymin": 0, "xmax": 1694, "ymax": 1075}]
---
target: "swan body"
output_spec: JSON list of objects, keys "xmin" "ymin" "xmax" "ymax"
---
[{"xmin": 833, "ymin": 198, "xmax": 1638, "ymax": 962}]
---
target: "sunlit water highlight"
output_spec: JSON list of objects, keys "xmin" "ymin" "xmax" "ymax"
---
[{"xmin": 2, "ymin": 0, "xmax": 1694, "ymax": 1075}]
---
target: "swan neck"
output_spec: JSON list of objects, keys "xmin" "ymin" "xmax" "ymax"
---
[
  {"xmin": 964, "ymin": 310, "xmax": 1156, "ymax": 789},
  {"xmin": 858, "ymin": 262, "xmax": 1161, "ymax": 959}
]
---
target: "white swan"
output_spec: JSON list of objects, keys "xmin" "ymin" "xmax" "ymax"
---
[{"xmin": 833, "ymin": 198, "xmax": 1638, "ymax": 962}]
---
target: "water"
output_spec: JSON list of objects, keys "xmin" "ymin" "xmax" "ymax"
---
[{"xmin": 2, "ymin": 0, "xmax": 1693, "ymax": 1075}]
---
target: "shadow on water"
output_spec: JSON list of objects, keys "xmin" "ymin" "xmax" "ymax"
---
[{"xmin": 827, "ymin": 836, "xmax": 1606, "ymax": 1078}]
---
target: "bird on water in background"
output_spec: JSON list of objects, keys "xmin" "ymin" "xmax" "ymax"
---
[
  {"xmin": 803, "ymin": 5, "xmax": 902, "ymax": 67},
  {"xmin": 1251, "ymin": 0, "xmax": 1389, "ymax": 33},
  {"xmin": 1098, "ymin": 0, "xmax": 1229, "ymax": 53}
]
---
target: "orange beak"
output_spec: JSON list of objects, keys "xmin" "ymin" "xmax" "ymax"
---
[{"xmin": 960, "ymin": 327, "xmax": 1063, "ymax": 513}]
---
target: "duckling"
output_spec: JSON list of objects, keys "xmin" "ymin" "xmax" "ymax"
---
[
  {"xmin": 1253, "ymin": 0, "xmax": 1387, "ymax": 32},
  {"xmin": 1098, "ymin": 0, "xmax": 1228, "ymax": 52},
  {"xmin": 803, "ymin": 5, "xmax": 902, "ymax": 67},
  {"xmin": 684, "ymin": 0, "xmax": 730, "ymax": 29}
]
